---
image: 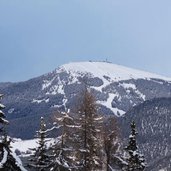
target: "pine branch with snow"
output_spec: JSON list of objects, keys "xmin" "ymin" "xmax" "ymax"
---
[
  {"xmin": 0, "ymin": 135, "xmax": 26, "ymax": 171},
  {"xmin": 50, "ymin": 111, "xmax": 80, "ymax": 171}
]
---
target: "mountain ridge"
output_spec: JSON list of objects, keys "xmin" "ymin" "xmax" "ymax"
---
[
  {"xmin": 60, "ymin": 61, "xmax": 171, "ymax": 81},
  {"xmin": 2, "ymin": 61, "xmax": 170, "ymax": 83},
  {"xmin": 0, "ymin": 61, "xmax": 171, "ymax": 139}
]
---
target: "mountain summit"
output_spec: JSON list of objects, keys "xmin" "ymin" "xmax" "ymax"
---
[{"xmin": 60, "ymin": 61, "xmax": 171, "ymax": 82}]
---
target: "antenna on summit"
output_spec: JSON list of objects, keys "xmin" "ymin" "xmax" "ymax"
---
[{"xmin": 104, "ymin": 58, "xmax": 112, "ymax": 63}]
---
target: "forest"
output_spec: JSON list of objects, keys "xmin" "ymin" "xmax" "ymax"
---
[{"xmin": 0, "ymin": 89, "xmax": 145, "ymax": 171}]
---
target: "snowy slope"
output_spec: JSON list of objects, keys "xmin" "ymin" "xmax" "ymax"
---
[
  {"xmin": 42, "ymin": 61, "xmax": 171, "ymax": 95},
  {"xmin": 40, "ymin": 61, "xmax": 171, "ymax": 117},
  {"xmin": 11, "ymin": 138, "xmax": 55, "ymax": 157},
  {"xmin": 61, "ymin": 61, "xmax": 171, "ymax": 82}
]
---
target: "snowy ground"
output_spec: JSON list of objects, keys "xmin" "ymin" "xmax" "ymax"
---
[{"xmin": 11, "ymin": 138, "xmax": 55, "ymax": 157}]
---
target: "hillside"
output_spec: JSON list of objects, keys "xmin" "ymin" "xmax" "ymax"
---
[
  {"xmin": 121, "ymin": 97, "xmax": 171, "ymax": 170},
  {"xmin": 0, "ymin": 61, "xmax": 171, "ymax": 138}
]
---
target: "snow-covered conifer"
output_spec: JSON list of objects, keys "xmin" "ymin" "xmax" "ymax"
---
[
  {"xmin": 76, "ymin": 88, "xmax": 103, "ymax": 171},
  {"xmin": 0, "ymin": 94, "xmax": 8, "ymax": 132},
  {"xmin": 0, "ymin": 94, "xmax": 26, "ymax": 171},
  {"xmin": 103, "ymin": 116, "xmax": 120, "ymax": 171},
  {"xmin": 0, "ymin": 135, "xmax": 27, "ymax": 171},
  {"xmin": 50, "ymin": 110, "xmax": 79, "ymax": 171},
  {"xmin": 29, "ymin": 117, "xmax": 51, "ymax": 170},
  {"xmin": 124, "ymin": 121, "xmax": 145, "ymax": 171}
]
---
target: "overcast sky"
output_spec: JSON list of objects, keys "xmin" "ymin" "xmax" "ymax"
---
[{"xmin": 1, "ymin": 0, "xmax": 171, "ymax": 82}]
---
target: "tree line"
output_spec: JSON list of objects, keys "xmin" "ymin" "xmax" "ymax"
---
[{"xmin": 0, "ymin": 90, "xmax": 145, "ymax": 171}]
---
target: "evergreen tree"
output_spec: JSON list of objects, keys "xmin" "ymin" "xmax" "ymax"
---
[
  {"xmin": 124, "ymin": 121, "xmax": 145, "ymax": 171},
  {"xmin": 0, "ymin": 94, "xmax": 8, "ymax": 131},
  {"xmin": 103, "ymin": 116, "xmax": 119, "ymax": 171},
  {"xmin": 50, "ymin": 110, "xmax": 78, "ymax": 171},
  {"xmin": 0, "ymin": 94, "xmax": 26, "ymax": 171},
  {"xmin": 77, "ymin": 89, "xmax": 103, "ymax": 171},
  {"xmin": 0, "ymin": 135, "xmax": 26, "ymax": 171},
  {"xmin": 29, "ymin": 117, "xmax": 51, "ymax": 171}
]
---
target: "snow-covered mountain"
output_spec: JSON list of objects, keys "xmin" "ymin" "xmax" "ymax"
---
[
  {"xmin": 37, "ymin": 61, "xmax": 171, "ymax": 116},
  {"xmin": 1, "ymin": 61, "xmax": 171, "ymax": 170},
  {"xmin": 0, "ymin": 61, "xmax": 171, "ymax": 139}
]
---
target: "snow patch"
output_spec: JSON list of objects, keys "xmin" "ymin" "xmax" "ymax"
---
[
  {"xmin": 121, "ymin": 83, "xmax": 136, "ymax": 90},
  {"xmin": 0, "ymin": 104, "xmax": 5, "ymax": 108},
  {"xmin": 42, "ymin": 79, "xmax": 54, "ymax": 90},
  {"xmin": 8, "ymin": 108, "xmax": 15, "ymax": 114},
  {"xmin": 0, "ymin": 148, "xmax": 8, "ymax": 168},
  {"xmin": 11, "ymin": 151, "xmax": 27, "ymax": 171},
  {"xmin": 51, "ymin": 104, "xmax": 61, "ymax": 108},
  {"xmin": 32, "ymin": 98, "xmax": 49, "ymax": 104},
  {"xmin": 11, "ymin": 138, "xmax": 55, "ymax": 157},
  {"xmin": 135, "ymin": 89, "xmax": 146, "ymax": 101},
  {"xmin": 97, "ymin": 93, "xmax": 125, "ymax": 116},
  {"xmin": 120, "ymin": 83, "xmax": 146, "ymax": 101}
]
